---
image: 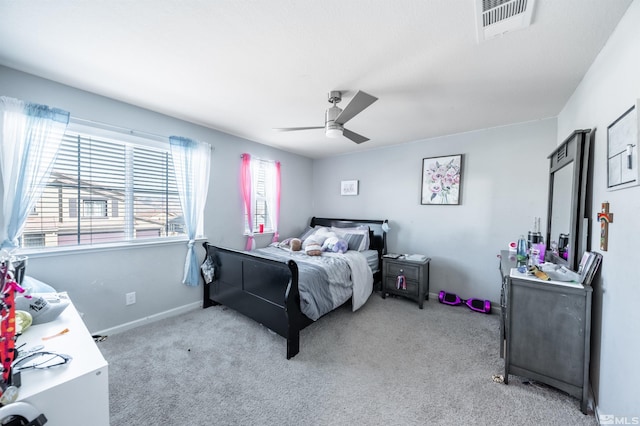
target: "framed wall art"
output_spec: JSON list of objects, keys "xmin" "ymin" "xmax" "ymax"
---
[
  {"xmin": 607, "ymin": 101, "xmax": 639, "ymax": 191},
  {"xmin": 340, "ymin": 180, "xmax": 359, "ymax": 196},
  {"xmin": 421, "ymin": 154, "xmax": 463, "ymax": 205}
]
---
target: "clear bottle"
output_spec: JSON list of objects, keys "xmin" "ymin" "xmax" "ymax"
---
[
  {"xmin": 529, "ymin": 246, "xmax": 540, "ymax": 267},
  {"xmin": 516, "ymin": 235, "xmax": 528, "ymax": 263}
]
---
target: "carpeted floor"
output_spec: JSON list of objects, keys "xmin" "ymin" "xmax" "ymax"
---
[{"xmin": 97, "ymin": 293, "xmax": 598, "ymax": 426}]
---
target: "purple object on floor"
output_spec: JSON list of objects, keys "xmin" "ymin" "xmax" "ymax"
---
[
  {"xmin": 438, "ymin": 290, "xmax": 491, "ymax": 314},
  {"xmin": 439, "ymin": 290, "xmax": 462, "ymax": 305},
  {"xmin": 465, "ymin": 298, "xmax": 491, "ymax": 314}
]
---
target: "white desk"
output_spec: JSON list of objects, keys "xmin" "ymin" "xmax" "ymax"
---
[{"xmin": 11, "ymin": 293, "xmax": 109, "ymax": 426}]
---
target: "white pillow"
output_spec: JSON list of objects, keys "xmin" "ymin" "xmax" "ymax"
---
[{"xmin": 298, "ymin": 226, "xmax": 318, "ymax": 242}]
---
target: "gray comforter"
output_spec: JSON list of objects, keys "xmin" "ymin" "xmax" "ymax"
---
[{"xmin": 252, "ymin": 246, "xmax": 370, "ymax": 320}]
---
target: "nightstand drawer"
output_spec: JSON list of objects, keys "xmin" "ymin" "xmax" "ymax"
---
[
  {"xmin": 385, "ymin": 262, "xmax": 420, "ymax": 281},
  {"xmin": 384, "ymin": 276, "xmax": 419, "ymax": 296},
  {"xmin": 381, "ymin": 256, "xmax": 430, "ymax": 309}
]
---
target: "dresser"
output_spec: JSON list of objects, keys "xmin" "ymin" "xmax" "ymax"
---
[
  {"xmin": 7, "ymin": 293, "xmax": 109, "ymax": 425},
  {"xmin": 381, "ymin": 256, "xmax": 430, "ymax": 309},
  {"xmin": 499, "ymin": 251, "xmax": 592, "ymax": 413}
]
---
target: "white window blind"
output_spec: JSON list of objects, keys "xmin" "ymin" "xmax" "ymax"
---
[
  {"xmin": 21, "ymin": 130, "xmax": 185, "ymax": 248},
  {"xmin": 253, "ymin": 159, "xmax": 268, "ymax": 230}
]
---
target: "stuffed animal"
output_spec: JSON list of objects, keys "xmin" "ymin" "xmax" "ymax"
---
[
  {"xmin": 302, "ymin": 228, "xmax": 332, "ymax": 256},
  {"xmin": 332, "ymin": 239, "xmax": 348, "ymax": 253},
  {"xmin": 279, "ymin": 228, "xmax": 349, "ymax": 256},
  {"xmin": 273, "ymin": 237, "xmax": 302, "ymax": 252},
  {"xmin": 322, "ymin": 236, "xmax": 348, "ymax": 253},
  {"xmin": 322, "ymin": 236, "xmax": 338, "ymax": 252},
  {"xmin": 305, "ymin": 242, "xmax": 323, "ymax": 256}
]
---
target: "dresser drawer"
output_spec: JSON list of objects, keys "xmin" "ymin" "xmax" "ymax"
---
[
  {"xmin": 384, "ymin": 276, "xmax": 419, "ymax": 296},
  {"xmin": 385, "ymin": 262, "xmax": 421, "ymax": 281}
]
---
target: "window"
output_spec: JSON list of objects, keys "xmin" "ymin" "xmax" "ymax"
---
[
  {"xmin": 252, "ymin": 160, "xmax": 269, "ymax": 231},
  {"xmin": 83, "ymin": 200, "xmax": 108, "ymax": 217},
  {"xmin": 22, "ymin": 234, "xmax": 45, "ymax": 248},
  {"xmin": 21, "ymin": 127, "xmax": 185, "ymax": 248},
  {"xmin": 243, "ymin": 157, "xmax": 279, "ymax": 234}
]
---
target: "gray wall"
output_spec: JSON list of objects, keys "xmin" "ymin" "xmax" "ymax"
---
[
  {"xmin": 0, "ymin": 65, "xmax": 314, "ymax": 332},
  {"xmin": 557, "ymin": 0, "xmax": 639, "ymax": 418},
  {"xmin": 2, "ymin": 63, "xmax": 555, "ymax": 328},
  {"xmin": 312, "ymin": 119, "xmax": 557, "ymax": 303},
  {"xmin": 3, "ymin": 1, "xmax": 638, "ymax": 412}
]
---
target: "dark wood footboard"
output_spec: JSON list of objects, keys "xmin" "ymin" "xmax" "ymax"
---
[
  {"xmin": 200, "ymin": 217, "xmax": 388, "ymax": 359},
  {"xmin": 201, "ymin": 243, "xmax": 313, "ymax": 359}
]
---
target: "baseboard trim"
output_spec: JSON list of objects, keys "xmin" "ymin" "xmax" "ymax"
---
[
  {"xmin": 100, "ymin": 293, "xmax": 499, "ymax": 336},
  {"xmin": 490, "ymin": 304, "xmax": 501, "ymax": 315},
  {"xmin": 94, "ymin": 301, "xmax": 202, "ymax": 336}
]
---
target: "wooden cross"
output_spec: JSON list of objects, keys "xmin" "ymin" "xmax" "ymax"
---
[{"xmin": 597, "ymin": 202, "xmax": 614, "ymax": 251}]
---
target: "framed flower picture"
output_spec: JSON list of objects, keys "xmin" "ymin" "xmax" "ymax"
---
[{"xmin": 421, "ymin": 154, "xmax": 463, "ymax": 205}]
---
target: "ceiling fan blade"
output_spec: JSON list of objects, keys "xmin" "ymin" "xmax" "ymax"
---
[
  {"xmin": 343, "ymin": 128, "xmax": 369, "ymax": 144},
  {"xmin": 273, "ymin": 126, "xmax": 324, "ymax": 132},
  {"xmin": 335, "ymin": 90, "xmax": 378, "ymax": 125}
]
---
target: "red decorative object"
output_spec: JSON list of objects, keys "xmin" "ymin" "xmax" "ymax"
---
[{"xmin": 0, "ymin": 262, "xmax": 26, "ymax": 392}]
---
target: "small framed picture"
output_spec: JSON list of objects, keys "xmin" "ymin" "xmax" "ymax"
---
[
  {"xmin": 340, "ymin": 180, "xmax": 359, "ymax": 196},
  {"xmin": 607, "ymin": 101, "xmax": 639, "ymax": 191}
]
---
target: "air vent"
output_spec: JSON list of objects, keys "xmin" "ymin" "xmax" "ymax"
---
[
  {"xmin": 475, "ymin": 0, "xmax": 535, "ymax": 42},
  {"xmin": 556, "ymin": 144, "xmax": 567, "ymax": 162}
]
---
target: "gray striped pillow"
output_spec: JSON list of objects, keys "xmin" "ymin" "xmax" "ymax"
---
[{"xmin": 343, "ymin": 233, "xmax": 365, "ymax": 251}]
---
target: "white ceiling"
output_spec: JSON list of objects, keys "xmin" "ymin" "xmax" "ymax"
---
[{"xmin": 0, "ymin": 1, "xmax": 633, "ymax": 159}]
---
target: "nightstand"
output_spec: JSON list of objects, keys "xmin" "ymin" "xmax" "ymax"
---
[{"xmin": 381, "ymin": 256, "xmax": 431, "ymax": 309}]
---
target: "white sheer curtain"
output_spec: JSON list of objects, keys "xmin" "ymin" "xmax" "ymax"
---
[
  {"xmin": 0, "ymin": 96, "xmax": 69, "ymax": 250},
  {"xmin": 170, "ymin": 136, "xmax": 211, "ymax": 286}
]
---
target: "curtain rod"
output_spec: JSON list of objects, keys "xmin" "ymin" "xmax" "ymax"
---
[
  {"xmin": 70, "ymin": 117, "xmax": 168, "ymax": 143},
  {"xmin": 69, "ymin": 117, "xmax": 214, "ymax": 150},
  {"xmin": 241, "ymin": 154, "xmax": 277, "ymax": 163}
]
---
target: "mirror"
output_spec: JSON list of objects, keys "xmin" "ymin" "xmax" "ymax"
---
[
  {"xmin": 546, "ymin": 130, "xmax": 592, "ymax": 271},
  {"xmin": 549, "ymin": 161, "xmax": 573, "ymax": 259}
]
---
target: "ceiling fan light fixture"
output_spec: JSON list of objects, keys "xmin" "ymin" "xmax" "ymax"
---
[
  {"xmin": 277, "ymin": 89, "xmax": 377, "ymax": 143},
  {"xmin": 325, "ymin": 120, "xmax": 343, "ymax": 138},
  {"xmin": 326, "ymin": 127, "xmax": 343, "ymax": 138}
]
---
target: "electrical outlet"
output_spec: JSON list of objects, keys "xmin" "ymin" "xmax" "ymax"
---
[{"xmin": 125, "ymin": 292, "xmax": 136, "ymax": 305}]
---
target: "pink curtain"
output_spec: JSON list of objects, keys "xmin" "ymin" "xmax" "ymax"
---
[
  {"xmin": 272, "ymin": 161, "xmax": 281, "ymax": 243},
  {"xmin": 241, "ymin": 153, "xmax": 254, "ymax": 250}
]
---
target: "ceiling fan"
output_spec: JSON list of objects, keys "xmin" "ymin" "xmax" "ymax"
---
[{"xmin": 274, "ymin": 90, "xmax": 378, "ymax": 144}]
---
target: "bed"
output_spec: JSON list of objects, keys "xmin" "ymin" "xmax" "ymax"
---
[{"xmin": 200, "ymin": 217, "xmax": 388, "ymax": 359}]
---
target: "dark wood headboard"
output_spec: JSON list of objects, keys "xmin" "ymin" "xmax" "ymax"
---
[{"xmin": 309, "ymin": 217, "xmax": 388, "ymax": 257}]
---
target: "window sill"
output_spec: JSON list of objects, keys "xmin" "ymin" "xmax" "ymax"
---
[
  {"xmin": 243, "ymin": 231, "xmax": 275, "ymax": 236},
  {"xmin": 15, "ymin": 236, "xmax": 206, "ymax": 259}
]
